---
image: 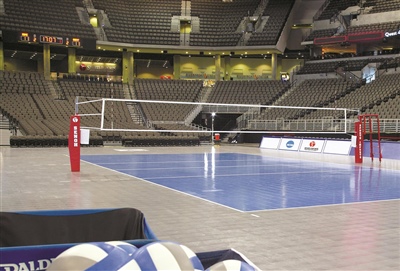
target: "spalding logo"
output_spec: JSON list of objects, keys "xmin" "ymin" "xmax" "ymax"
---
[
  {"xmin": 72, "ymin": 117, "xmax": 79, "ymax": 123},
  {"xmin": 286, "ymin": 140, "xmax": 294, "ymax": 148}
]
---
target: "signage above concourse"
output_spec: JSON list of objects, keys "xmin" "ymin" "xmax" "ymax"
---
[{"xmin": 1, "ymin": 30, "xmax": 96, "ymax": 50}]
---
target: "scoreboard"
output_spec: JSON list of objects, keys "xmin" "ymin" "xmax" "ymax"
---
[
  {"xmin": 0, "ymin": 30, "xmax": 96, "ymax": 49},
  {"xmin": 19, "ymin": 32, "xmax": 82, "ymax": 47}
]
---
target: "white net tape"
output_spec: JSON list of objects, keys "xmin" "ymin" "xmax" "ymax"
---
[{"xmin": 75, "ymin": 97, "xmax": 359, "ymax": 134}]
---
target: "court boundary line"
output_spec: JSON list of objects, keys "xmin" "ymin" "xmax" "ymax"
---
[
  {"xmin": 248, "ymin": 198, "xmax": 400, "ymax": 213},
  {"xmin": 78, "ymin": 152, "xmax": 400, "ymax": 213},
  {"xmin": 81, "ymin": 157, "xmax": 400, "ymax": 213},
  {"xmin": 79, "ymin": 159, "xmax": 246, "ymax": 213}
]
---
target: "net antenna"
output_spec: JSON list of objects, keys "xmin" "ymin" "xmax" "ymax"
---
[{"xmin": 74, "ymin": 97, "xmax": 359, "ymax": 134}]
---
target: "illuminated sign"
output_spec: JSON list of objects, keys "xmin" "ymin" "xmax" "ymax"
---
[
  {"xmin": 40, "ymin": 35, "xmax": 63, "ymax": 44},
  {"xmin": 384, "ymin": 29, "xmax": 400, "ymax": 38},
  {"xmin": 19, "ymin": 32, "xmax": 82, "ymax": 47}
]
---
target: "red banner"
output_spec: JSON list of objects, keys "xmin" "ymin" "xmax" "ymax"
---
[
  {"xmin": 68, "ymin": 115, "xmax": 81, "ymax": 172},
  {"xmin": 355, "ymin": 121, "xmax": 363, "ymax": 163}
]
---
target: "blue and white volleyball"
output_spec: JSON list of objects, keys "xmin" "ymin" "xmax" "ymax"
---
[
  {"xmin": 131, "ymin": 241, "xmax": 204, "ymax": 271},
  {"xmin": 47, "ymin": 241, "xmax": 137, "ymax": 271},
  {"xmin": 86, "ymin": 242, "xmax": 138, "ymax": 271},
  {"xmin": 206, "ymin": 259, "xmax": 256, "ymax": 271}
]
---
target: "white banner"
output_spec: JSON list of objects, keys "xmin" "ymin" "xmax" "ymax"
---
[
  {"xmin": 300, "ymin": 139, "xmax": 325, "ymax": 153},
  {"xmin": 80, "ymin": 129, "xmax": 90, "ymax": 145},
  {"xmin": 323, "ymin": 140, "xmax": 352, "ymax": 155},
  {"xmin": 260, "ymin": 137, "xmax": 281, "ymax": 149},
  {"xmin": 279, "ymin": 138, "xmax": 302, "ymax": 151}
]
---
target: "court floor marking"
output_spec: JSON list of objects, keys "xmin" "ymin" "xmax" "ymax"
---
[
  {"xmin": 136, "ymin": 169, "xmax": 354, "ymax": 180},
  {"xmin": 80, "ymin": 159, "xmax": 247, "ymax": 213},
  {"xmin": 80, "ymin": 152, "xmax": 399, "ymax": 212},
  {"xmin": 82, "ymin": 158, "xmax": 400, "ymax": 214},
  {"xmin": 248, "ymin": 198, "xmax": 400, "ymax": 213}
]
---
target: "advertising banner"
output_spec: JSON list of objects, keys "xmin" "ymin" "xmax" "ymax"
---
[
  {"xmin": 260, "ymin": 137, "xmax": 281, "ymax": 149},
  {"xmin": 354, "ymin": 121, "xmax": 363, "ymax": 163},
  {"xmin": 299, "ymin": 139, "xmax": 325, "ymax": 153},
  {"xmin": 68, "ymin": 115, "xmax": 80, "ymax": 172},
  {"xmin": 279, "ymin": 138, "xmax": 301, "ymax": 151},
  {"xmin": 323, "ymin": 140, "xmax": 352, "ymax": 155}
]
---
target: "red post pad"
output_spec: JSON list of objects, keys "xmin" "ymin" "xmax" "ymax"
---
[{"xmin": 68, "ymin": 115, "xmax": 81, "ymax": 172}]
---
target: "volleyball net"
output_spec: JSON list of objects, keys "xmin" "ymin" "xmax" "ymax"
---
[{"xmin": 74, "ymin": 97, "xmax": 360, "ymax": 136}]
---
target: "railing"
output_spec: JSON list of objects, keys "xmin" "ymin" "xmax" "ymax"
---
[
  {"xmin": 202, "ymin": 105, "xmax": 256, "ymax": 114},
  {"xmin": 246, "ymin": 118, "xmax": 400, "ymax": 133},
  {"xmin": 237, "ymin": 107, "xmax": 262, "ymax": 129}
]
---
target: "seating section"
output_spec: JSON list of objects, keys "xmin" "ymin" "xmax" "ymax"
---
[
  {"xmin": 0, "ymin": 0, "xmax": 96, "ymax": 39},
  {"xmin": 2, "ymin": 70, "xmax": 400, "ymax": 146},
  {"xmin": 189, "ymin": 0, "xmax": 258, "ymax": 46},
  {"xmin": 246, "ymin": 0, "xmax": 295, "ymax": 46},
  {"xmin": 92, "ymin": 0, "xmax": 181, "ymax": 45},
  {"xmin": 207, "ymin": 80, "xmax": 288, "ymax": 105},
  {"xmin": 259, "ymin": 78, "xmax": 354, "ymax": 120},
  {"xmin": 364, "ymin": 94, "xmax": 400, "ymax": 119},
  {"xmin": 315, "ymin": 0, "xmax": 359, "ymax": 21},
  {"xmin": 134, "ymin": 79, "xmax": 203, "ymax": 121},
  {"xmin": 303, "ymin": 73, "xmax": 400, "ymax": 119},
  {"xmin": 345, "ymin": 21, "xmax": 400, "ymax": 35},
  {"xmin": 297, "ymin": 57, "xmax": 394, "ymax": 75},
  {"xmin": 364, "ymin": 0, "xmax": 400, "ymax": 13},
  {"xmin": 304, "ymin": 28, "xmax": 338, "ymax": 42},
  {"xmin": 123, "ymin": 79, "xmax": 205, "ymax": 146}
]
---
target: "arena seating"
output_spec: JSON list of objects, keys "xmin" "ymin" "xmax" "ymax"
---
[
  {"xmin": 246, "ymin": 0, "xmax": 295, "ymax": 46},
  {"xmin": 189, "ymin": 0, "xmax": 258, "ymax": 47},
  {"xmin": 304, "ymin": 28, "xmax": 338, "ymax": 42},
  {"xmin": 92, "ymin": 0, "xmax": 181, "ymax": 45},
  {"xmin": 302, "ymin": 73, "xmax": 400, "ymax": 119},
  {"xmin": 259, "ymin": 78, "xmax": 355, "ymax": 120},
  {"xmin": 123, "ymin": 79, "xmax": 205, "ymax": 146},
  {"xmin": 364, "ymin": 94, "xmax": 400, "ymax": 119},
  {"xmin": 0, "ymin": 0, "xmax": 96, "ymax": 39},
  {"xmin": 296, "ymin": 57, "xmax": 393, "ymax": 75},
  {"xmin": 207, "ymin": 80, "xmax": 288, "ymax": 105},
  {"xmin": 345, "ymin": 21, "xmax": 400, "ymax": 35},
  {"xmin": 364, "ymin": 0, "xmax": 400, "ymax": 13},
  {"xmin": 314, "ymin": 0, "xmax": 359, "ymax": 21}
]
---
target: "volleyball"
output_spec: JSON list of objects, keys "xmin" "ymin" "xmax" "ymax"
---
[
  {"xmin": 85, "ymin": 242, "xmax": 138, "ymax": 271},
  {"xmin": 131, "ymin": 241, "xmax": 204, "ymax": 271},
  {"xmin": 206, "ymin": 259, "xmax": 256, "ymax": 271},
  {"xmin": 47, "ymin": 241, "xmax": 137, "ymax": 271}
]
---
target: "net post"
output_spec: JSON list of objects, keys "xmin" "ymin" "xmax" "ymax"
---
[
  {"xmin": 355, "ymin": 115, "xmax": 363, "ymax": 164},
  {"xmin": 68, "ymin": 115, "xmax": 81, "ymax": 172},
  {"xmin": 100, "ymin": 98, "xmax": 106, "ymax": 130},
  {"xmin": 74, "ymin": 96, "xmax": 79, "ymax": 115}
]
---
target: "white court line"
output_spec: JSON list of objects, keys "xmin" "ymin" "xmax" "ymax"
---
[
  {"xmin": 247, "ymin": 198, "xmax": 400, "ymax": 213},
  {"xmin": 132, "ymin": 169, "xmax": 354, "ymax": 180},
  {"xmin": 80, "ymin": 159, "xmax": 246, "ymax": 213}
]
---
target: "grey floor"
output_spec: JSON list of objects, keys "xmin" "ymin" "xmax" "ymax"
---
[{"xmin": 1, "ymin": 144, "xmax": 399, "ymax": 270}]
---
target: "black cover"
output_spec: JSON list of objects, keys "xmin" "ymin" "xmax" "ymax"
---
[{"xmin": 0, "ymin": 208, "xmax": 146, "ymax": 247}]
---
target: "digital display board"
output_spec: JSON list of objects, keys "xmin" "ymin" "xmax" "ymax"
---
[{"xmin": 19, "ymin": 32, "xmax": 82, "ymax": 47}]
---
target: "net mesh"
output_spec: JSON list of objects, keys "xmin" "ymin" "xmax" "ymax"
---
[{"xmin": 76, "ymin": 97, "xmax": 358, "ymax": 138}]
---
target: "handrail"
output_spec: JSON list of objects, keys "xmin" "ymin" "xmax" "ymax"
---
[{"xmin": 246, "ymin": 118, "xmax": 400, "ymax": 133}]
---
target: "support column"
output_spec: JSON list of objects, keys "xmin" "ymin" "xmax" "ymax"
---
[
  {"xmin": 224, "ymin": 56, "xmax": 231, "ymax": 81},
  {"xmin": 122, "ymin": 50, "xmax": 134, "ymax": 85},
  {"xmin": 43, "ymin": 44, "xmax": 51, "ymax": 80},
  {"xmin": 214, "ymin": 54, "xmax": 221, "ymax": 81},
  {"xmin": 271, "ymin": 53, "xmax": 277, "ymax": 80},
  {"xmin": 173, "ymin": 55, "xmax": 181, "ymax": 79},
  {"xmin": 68, "ymin": 48, "xmax": 76, "ymax": 74},
  {"xmin": 0, "ymin": 42, "xmax": 4, "ymax": 71}
]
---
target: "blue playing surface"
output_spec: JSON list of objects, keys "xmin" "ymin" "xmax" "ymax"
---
[{"xmin": 81, "ymin": 152, "xmax": 400, "ymax": 212}]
